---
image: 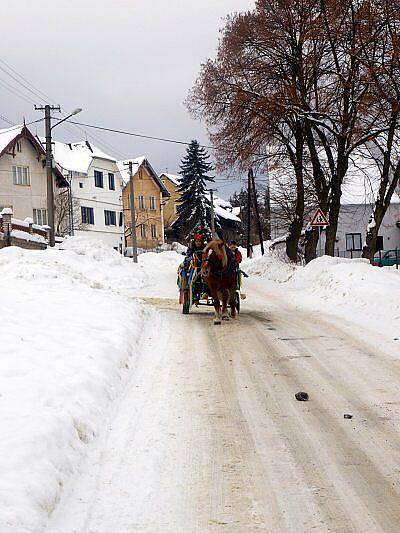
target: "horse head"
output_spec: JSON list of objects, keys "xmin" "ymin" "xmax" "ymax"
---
[{"xmin": 201, "ymin": 239, "xmax": 227, "ymax": 278}]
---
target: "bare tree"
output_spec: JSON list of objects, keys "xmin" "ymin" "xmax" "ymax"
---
[{"xmin": 54, "ymin": 188, "xmax": 86, "ymax": 237}]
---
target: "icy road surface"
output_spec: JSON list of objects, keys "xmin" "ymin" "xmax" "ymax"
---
[{"xmin": 46, "ymin": 280, "xmax": 400, "ymax": 532}]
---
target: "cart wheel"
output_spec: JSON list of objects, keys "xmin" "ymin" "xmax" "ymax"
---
[
  {"xmin": 235, "ymin": 292, "xmax": 240, "ymax": 314},
  {"xmin": 182, "ymin": 289, "xmax": 190, "ymax": 314}
]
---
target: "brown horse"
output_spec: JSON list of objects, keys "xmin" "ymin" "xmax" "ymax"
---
[{"xmin": 201, "ymin": 239, "xmax": 237, "ymax": 325}]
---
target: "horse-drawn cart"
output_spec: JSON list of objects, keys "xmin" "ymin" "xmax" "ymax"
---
[{"xmin": 177, "ymin": 252, "xmax": 242, "ymax": 315}]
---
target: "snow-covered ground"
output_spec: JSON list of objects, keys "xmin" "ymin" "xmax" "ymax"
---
[
  {"xmin": 0, "ymin": 238, "xmax": 181, "ymax": 532},
  {"xmin": 2, "ymin": 237, "xmax": 399, "ymax": 532},
  {"xmin": 244, "ymin": 251, "xmax": 400, "ymax": 345}
]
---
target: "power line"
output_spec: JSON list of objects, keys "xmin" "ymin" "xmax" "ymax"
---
[
  {"xmin": 0, "ymin": 77, "xmax": 37, "ymax": 106},
  {"xmin": 66, "ymin": 120, "xmax": 216, "ymax": 150},
  {"xmin": 0, "ymin": 58, "xmax": 55, "ymax": 103},
  {"xmin": 0, "ymin": 114, "xmax": 15, "ymax": 126}
]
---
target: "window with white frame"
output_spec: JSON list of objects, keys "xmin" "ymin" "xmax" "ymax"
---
[
  {"xmin": 104, "ymin": 210, "xmax": 117, "ymax": 226},
  {"xmin": 149, "ymin": 196, "xmax": 156, "ymax": 210},
  {"xmin": 345, "ymin": 233, "xmax": 362, "ymax": 251},
  {"xmin": 108, "ymin": 173, "xmax": 115, "ymax": 190},
  {"xmin": 16, "ymin": 140, "xmax": 22, "ymax": 152},
  {"xmin": 81, "ymin": 206, "xmax": 95, "ymax": 225},
  {"xmin": 151, "ymin": 224, "xmax": 157, "ymax": 238},
  {"xmin": 140, "ymin": 224, "xmax": 147, "ymax": 238},
  {"xmin": 12, "ymin": 166, "xmax": 30, "ymax": 186},
  {"xmin": 33, "ymin": 209, "xmax": 48, "ymax": 226},
  {"xmin": 139, "ymin": 195, "xmax": 145, "ymax": 209}
]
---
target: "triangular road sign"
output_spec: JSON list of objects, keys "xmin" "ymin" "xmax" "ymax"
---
[{"xmin": 309, "ymin": 208, "xmax": 329, "ymax": 227}]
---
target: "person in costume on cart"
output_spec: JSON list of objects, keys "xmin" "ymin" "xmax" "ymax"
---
[{"xmin": 229, "ymin": 240, "xmax": 248, "ymax": 292}]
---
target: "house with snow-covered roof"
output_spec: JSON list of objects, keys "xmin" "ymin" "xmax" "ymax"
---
[
  {"xmin": 50, "ymin": 139, "xmax": 124, "ymax": 251},
  {"xmin": 333, "ymin": 178, "xmax": 400, "ymax": 257},
  {"xmin": 0, "ymin": 124, "xmax": 67, "ymax": 226},
  {"xmin": 159, "ymin": 173, "xmax": 182, "ymax": 230},
  {"xmin": 160, "ymin": 172, "xmax": 242, "ymax": 242},
  {"xmin": 118, "ymin": 158, "xmax": 170, "ymax": 251}
]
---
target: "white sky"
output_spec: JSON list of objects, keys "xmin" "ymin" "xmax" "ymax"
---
[{"xmin": 2, "ymin": 0, "xmax": 255, "ymax": 197}]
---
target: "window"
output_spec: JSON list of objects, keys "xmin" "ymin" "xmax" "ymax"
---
[
  {"xmin": 33, "ymin": 209, "xmax": 47, "ymax": 226},
  {"xmin": 12, "ymin": 166, "xmax": 30, "ymax": 186},
  {"xmin": 79, "ymin": 182, "xmax": 83, "ymax": 188},
  {"xmin": 140, "ymin": 224, "xmax": 147, "ymax": 238},
  {"xmin": 139, "ymin": 195, "xmax": 145, "ymax": 209},
  {"xmin": 104, "ymin": 210, "xmax": 117, "ymax": 226},
  {"xmin": 81, "ymin": 206, "xmax": 94, "ymax": 225},
  {"xmin": 345, "ymin": 233, "xmax": 362, "ymax": 251},
  {"xmin": 108, "ymin": 173, "xmax": 115, "ymax": 190},
  {"xmin": 94, "ymin": 170, "xmax": 103, "ymax": 188},
  {"xmin": 16, "ymin": 140, "xmax": 22, "ymax": 152},
  {"xmin": 151, "ymin": 224, "xmax": 157, "ymax": 238},
  {"xmin": 119, "ymin": 212, "xmax": 123, "ymax": 227},
  {"xmin": 376, "ymin": 235, "xmax": 384, "ymax": 252},
  {"xmin": 149, "ymin": 196, "xmax": 156, "ymax": 210}
]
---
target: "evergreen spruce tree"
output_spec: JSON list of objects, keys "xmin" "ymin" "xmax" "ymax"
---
[{"xmin": 175, "ymin": 140, "xmax": 215, "ymax": 237}]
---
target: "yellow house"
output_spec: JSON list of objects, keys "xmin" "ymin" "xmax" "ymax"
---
[
  {"xmin": 159, "ymin": 173, "xmax": 181, "ymax": 230},
  {"xmin": 119, "ymin": 157, "xmax": 170, "ymax": 250}
]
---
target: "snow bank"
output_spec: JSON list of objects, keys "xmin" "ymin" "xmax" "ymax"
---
[
  {"xmin": 247, "ymin": 251, "xmax": 400, "ymax": 342},
  {"xmin": 243, "ymin": 249, "xmax": 296, "ymax": 282},
  {"xmin": 289, "ymin": 256, "xmax": 400, "ymax": 339},
  {"xmin": 0, "ymin": 238, "xmax": 172, "ymax": 532}
]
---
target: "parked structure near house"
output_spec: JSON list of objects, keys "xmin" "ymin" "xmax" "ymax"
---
[
  {"xmin": 118, "ymin": 157, "xmax": 170, "ymax": 251},
  {"xmin": 159, "ymin": 173, "xmax": 181, "ymax": 231},
  {"xmin": 50, "ymin": 140, "xmax": 124, "ymax": 251},
  {"xmin": 0, "ymin": 208, "xmax": 47, "ymax": 250},
  {"xmin": 0, "ymin": 125, "xmax": 68, "ymax": 225}
]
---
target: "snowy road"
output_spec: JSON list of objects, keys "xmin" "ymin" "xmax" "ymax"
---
[{"xmin": 45, "ymin": 279, "xmax": 400, "ymax": 532}]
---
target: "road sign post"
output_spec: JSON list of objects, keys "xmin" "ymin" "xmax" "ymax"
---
[{"xmin": 309, "ymin": 208, "xmax": 329, "ymax": 257}]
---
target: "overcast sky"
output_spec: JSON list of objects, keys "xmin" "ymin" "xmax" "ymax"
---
[{"xmin": 2, "ymin": 0, "xmax": 255, "ymax": 197}]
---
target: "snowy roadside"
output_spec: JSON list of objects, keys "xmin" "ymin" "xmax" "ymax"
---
[
  {"xmin": 244, "ymin": 251, "xmax": 400, "ymax": 345},
  {"xmin": 0, "ymin": 238, "xmax": 181, "ymax": 532}
]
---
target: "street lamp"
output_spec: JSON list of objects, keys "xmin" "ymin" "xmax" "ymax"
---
[{"xmin": 35, "ymin": 105, "xmax": 82, "ymax": 246}]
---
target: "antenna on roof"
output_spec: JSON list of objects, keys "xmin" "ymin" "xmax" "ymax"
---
[{"xmin": 23, "ymin": 116, "xmax": 26, "ymax": 126}]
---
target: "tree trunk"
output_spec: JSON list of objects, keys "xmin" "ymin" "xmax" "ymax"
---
[
  {"xmin": 286, "ymin": 216, "xmax": 303, "ymax": 262},
  {"xmin": 285, "ymin": 122, "xmax": 305, "ymax": 262},
  {"xmin": 304, "ymin": 228, "xmax": 319, "ymax": 263}
]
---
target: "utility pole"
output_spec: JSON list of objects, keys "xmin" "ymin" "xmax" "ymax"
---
[
  {"xmin": 250, "ymin": 167, "xmax": 264, "ymax": 256},
  {"xmin": 35, "ymin": 104, "xmax": 61, "ymax": 246},
  {"xmin": 35, "ymin": 105, "xmax": 82, "ymax": 246},
  {"xmin": 247, "ymin": 168, "xmax": 252, "ymax": 258},
  {"xmin": 127, "ymin": 161, "xmax": 138, "ymax": 262},
  {"xmin": 209, "ymin": 189, "xmax": 216, "ymax": 238}
]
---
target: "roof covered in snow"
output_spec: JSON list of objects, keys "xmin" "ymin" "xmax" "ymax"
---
[
  {"xmin": 0, "ymin": 125, "xmax": 67, "ymax": 184},
  {"xmin": 160, "ymin": 173, "xmax": 182, "ymax": 186},
  {"xmin": 42, "ymin": 139, "xmax": 116, "ymax": 174},
  {"xmin": 117, "ymin": 157, "xmax": 170, "ymax": 197}
]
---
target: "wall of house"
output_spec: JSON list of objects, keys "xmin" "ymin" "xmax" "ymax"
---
[
  {"xmin": 335, "ymin": 202, "xmax": 400, "ymax": 256},
  {"xmin": 160, "ymin": 175, "xmax": 180, "ymax": 230},
  {"xmin": 122, "ymin": 165, "xmax": 165, "ymax": 250},
  {"xmin": 0, "ymin": 137, "xmax": 48, "ymax": 220},
  {"xmin": 69, "ymin": 157, "xmax": 124, "ymax": 251}
]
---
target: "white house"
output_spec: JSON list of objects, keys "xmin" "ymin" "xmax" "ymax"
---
[
  {"xmin": 0, "ymin": 124, "xmax": 67, "ymax": 223},
  {"xmin": 334, "ymin": 180, "xmax": 400, "ymax": 257},
  {"xmin": 50, "ymin": 140, "xmax": 124, "ymax": 251}
]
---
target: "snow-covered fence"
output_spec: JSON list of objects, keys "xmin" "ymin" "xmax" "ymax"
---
[{"xmin": 0, "ymin": 209, "xmax": 48, "ymax": 250}]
